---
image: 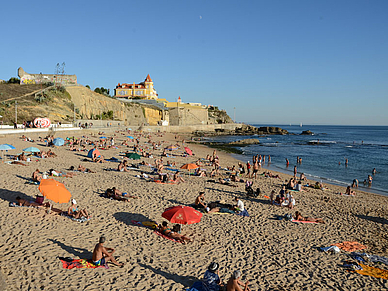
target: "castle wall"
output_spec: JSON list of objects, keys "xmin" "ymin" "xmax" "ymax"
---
[
  {"xmin": 169, "ymin": 107, "xmax": 208, "ymax": 126},
  {"xmin": 18, "ymin": 67, "xmax": 77, "ymax": 85}
]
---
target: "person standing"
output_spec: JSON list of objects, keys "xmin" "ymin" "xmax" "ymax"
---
[
  {"xmin": 293, "ymin": 166, "xmax": 297, "ymax": 178},
  {"xmin": 246, "ymin": 161, "xmax": 251, "ymax": 178}
]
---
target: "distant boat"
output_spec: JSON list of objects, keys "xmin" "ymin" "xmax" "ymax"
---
[{"xmin": 300, "ymin": 123, "xmax": 303, "ymax": 127}]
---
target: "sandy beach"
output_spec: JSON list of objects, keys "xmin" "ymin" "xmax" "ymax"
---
[{"xmin": 0, "ymin": 128, "xmax": 388, "ymax": 291}]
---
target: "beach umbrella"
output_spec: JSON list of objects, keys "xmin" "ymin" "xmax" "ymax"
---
[
  {"xmin": 52, "ymin": 137, "xmax": 65, "ymax": 146},
  {"xmin": 0, "ymin": 144, "xmax": 15, "ymax": 162},
  {"xmin": 23, "ymin": 146, "xmax": 40, "ymax": 153},
  {"xmin": 184, "ymin": 147, "xmax": 193, "ymax": 156},
  {"xmin": 162, "ymin": 206, "xmax": 203, "ymax": 225},
  {"xmin": 39, "ymin": 179, "xmax": 71, "ymax": 204},
  {"xmin": 180, "ymin": 163, "xmax": 198, "ymax": 170},
  {"xmin": 0, "ymin": 144, "xmax": 15, "ymax": 150},
  {"xmin": 87, "ymin": 148, "xmax": 101, "ymax": 158},
  {"xmin": 127, "ymin": 136, "xmax": 134, "ymax": 139},
  {"xmin": 125, "ymin": 152, "xmax": 141, "ymax": 160}
]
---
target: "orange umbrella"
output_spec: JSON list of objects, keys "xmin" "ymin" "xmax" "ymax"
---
[
  {"xmin": 180, "ymin": 163, "xmax": 198, "ymax": 170},
  {"xmin": 38, "ymin": 179, "xmax": 71, "ymax": 204}
]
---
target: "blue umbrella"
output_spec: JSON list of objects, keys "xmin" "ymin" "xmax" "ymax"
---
[
  {"xmin": 23, "ymin": 147, "xmax": 40, "ymax": 153},
  {"xmin": 0, "ymin": 144, "xmax": 15, "ymax": 150},
  {"xmin": 127, "ymin": 136, "xmax": 134, "ymax": 139},
  {"xmin": 0, "ymin": 144, "xmax": 15, "ymax": 161},
  {"xmin": 52, "ymin": 137, "xmax": 65, "ymax": 146},
  {"xmin": 99, "ymin": 136, "xmax": 107, "ymax": 139}
]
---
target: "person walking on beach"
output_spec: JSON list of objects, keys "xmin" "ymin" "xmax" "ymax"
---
[
  {"xmin": 226, "ymin": 270, "xmax": 250, "ymax": 291},
  {"xmin": 252, "ymin": 155, "xmax": 259, "ymax": 179},
  {"xmin": 293, "ymin": 166, "xmax": 297, "ymax": 178},
  {"xmin": 92, "ymin": 236, "xmax": 124, "ymax": 267}
]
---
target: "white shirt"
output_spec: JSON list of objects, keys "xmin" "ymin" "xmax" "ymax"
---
[{"xmin": 237, "ymin": 199, "xmax": 245, "ymax": 211}]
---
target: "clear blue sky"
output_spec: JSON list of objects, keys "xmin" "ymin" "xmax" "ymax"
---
[{"xmin": 1, "ymin": 0, "xmax": 387, "ymax": 125}]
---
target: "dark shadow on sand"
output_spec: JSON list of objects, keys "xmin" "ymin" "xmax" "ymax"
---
[
  {"xmin": 204, "ymin": 186, "xmax": 244, "ymax": 196},
  {"xmin": 355, "ymin": 214, "xmax": 388, "ymax": 225},
  {"xmin": 113, "ymin": 212, "xmax": 154, "ymax": 227},
  {"xmin": 48, "ymin": 238, "xmax": 92, "ymax": 259},
  {"xmin": 16, "ymin": 174, "xmax": 33, "ymax": 182},
  {"xmin": 138, "ymin": 263, "xmax": 198, "ymax": 287},
  {"xmin": 0, "ymin": 188, "xmax": 36, "ymax": 203}
]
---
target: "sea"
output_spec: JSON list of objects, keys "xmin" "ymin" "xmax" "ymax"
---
[{"xmin": 207, "ymin": 125, "xmax": 388, "ymax": 196}]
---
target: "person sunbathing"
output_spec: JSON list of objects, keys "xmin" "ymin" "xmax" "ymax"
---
[
  {"xmin": 218, "ymin": 178, "xmax": 238, "ymax": 187},
  {"xmin": 47, "ymin": 149, "xmax": 57, "ymax": 157},
  {"xmin": 345, "ymin": 186, "xmax": 356, "ymax": 196},
  {"xmin": 231, "ymin": 175, "xmax": 245, "ymax": 183},
  {"xmin": 68, "ymin": 199, "xmax": 90, "ymax": 219},
  {"xmin": 294, "ymin": 211, "xmax": 325, "ymax": 223},
  {"xmin": 158, "ymin": 221, "xmax": 192, "ymax": 244},
  {"xmin": 118, "ymin": 160, "xmax": 129, "ymax": 172},
  {"xmin": 48, "ymin": 169, "xmax": 76, "ymax": 178},
  {"xmin": 77, "ymin": 165, "xmax": 95, "ymax": 173},
  {"xmin": 32, "ymin": 169, "xmax": 42, "ymax": 182},
  {"xmin": 172, "ymin": 172, "xmax": 185, "ymax": 184},
  {"xmin": 16, "ymin": 196, "xmax": 51, "ymax": 209},
  {"xmin": 17, "ymin": 152, "xmax": 27, "ymax": 161}
]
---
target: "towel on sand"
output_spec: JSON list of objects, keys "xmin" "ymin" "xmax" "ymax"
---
[
  {"xmin": 351, "ymin": 263, "xmax": 388, "ymax": 279},
  {"xmin": 61, "ymin": 212, "xmax": 90, "ymax": 223},
  {"xmin": 331, "ymin": 241, "xmax": 367, "ymax": 252},
  {"xmin": 59, "ymin": 257, "xmax": 108, "ymax": 269},
  {"xmin": 153, "ymin": 230, "xmax": 182, "ymax": 243}
]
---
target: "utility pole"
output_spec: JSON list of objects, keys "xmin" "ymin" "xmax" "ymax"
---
[
  {"xmin": 234, "ymin": 107, "xmax": 236, "ymax": 123},
  {"xmin": 15, "ymin": 101, "xmax": 17, "ymax": 124},
  {"xmin": 73, "ymin": 103, "xmax": 76, "ymax": 125}
]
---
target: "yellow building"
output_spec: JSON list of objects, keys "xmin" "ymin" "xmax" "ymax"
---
[{"xmin": 114, "ymin": 74, "xmax": 158, "ymax": 99}]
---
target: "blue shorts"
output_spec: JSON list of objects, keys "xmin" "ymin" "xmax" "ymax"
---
[{"xmin": 93, "ymin": 257, "xmax": 106, "ymax": 266}]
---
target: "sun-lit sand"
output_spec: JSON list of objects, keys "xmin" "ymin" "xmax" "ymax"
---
[{"xmin": 0, "ymin": 128, "xmax": 387, "ymax": 290}]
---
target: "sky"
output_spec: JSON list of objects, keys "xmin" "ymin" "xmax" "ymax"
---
[{"xmin": 1, "ymin": 0, "xmax": 387, "ymax": 125}]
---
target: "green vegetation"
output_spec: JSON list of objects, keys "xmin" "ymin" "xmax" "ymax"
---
[
  {"xmin": 94, "ymin": 87, "xmax": 110, "ymax": 96},
  {"xmin": 7, "ymin": 77, "xmax": 20, "ymax": 84}
]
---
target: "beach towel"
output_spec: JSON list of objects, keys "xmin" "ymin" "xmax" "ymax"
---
[
  {"xmin": 352, "ymin": 252, "xmax": 388, "ymax": 265},
  {"xmin": 153, "ymin": 230, "xmax": 182, "ymax": 243},
  {"xmin": 59, "ymin": 257, "xmax": 108, "ymax": 269},
  {"xmin": 263, "ymin": 195, "xmax": 270, "ymax": 199},
  {"xmin": 331, "ymin": 241, "xmax": 367, "ymax": 252},
  {"xmin": 9, "ymin": 202, "xmax": 33, "ymax": 208},
  {"xmin": 236, "ymin": 209, "xmax": 249, "ymax": 217},
  {"xmin": 61, "ymin": 212, "xmax": 90, "ymax": 223},
  {"xmin": 292, "ymin": 219, "xmax": 319, "ymax": 224},
  {"xmin": 131, "ymin": 220, "xmax": 158, "ymax": 230},
  {"xmin": 351, "ymin": 263, "xmax": 388, "ymax": 279},
  {"xmin": 186, "ymin": 281, "xmax": 204, "ymax": 291}
]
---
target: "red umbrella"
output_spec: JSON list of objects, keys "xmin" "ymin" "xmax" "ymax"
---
[
  {"xmin": 162, "ymin": 205, "xmax": 203, "ymax": 225},
  {"xmin": 180, "ymin": 163, "xmax": 198, "ymax": 170},
  {"xmin": 184, "ymin": 147, "xmax": 193, "ymax": 156}
]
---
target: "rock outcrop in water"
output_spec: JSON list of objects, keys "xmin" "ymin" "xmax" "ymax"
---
[
  {"xmin": 193, "ymin": 124, "xmax": 288, "ymax": 136},
  {"xmin": 228, "ymin": 138, "xmax": 260, "ymax": 146}
]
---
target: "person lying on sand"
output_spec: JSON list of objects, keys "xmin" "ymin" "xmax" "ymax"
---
[
  {"xmin": 48, "ymin": 169, "xmax": 76, "ymax": 178},
  {"xmin": 46, "ymin": 149, "xmax": 57, "ymax": 157},
  {"xmin": 218, "ymin": 178, "xmax": 238, "ymax": 187},
  {"xmin": 32, "ymin": 169, "xmax": 42, "ymax": 182},
  {"xmin": 226, "ymin": 270, "xmax": 251, "ymax": 291},
  {"xmin": 294, "ymin": 211, "xmax": 325, "ymax": 223},
  {"xmin": 76, "ymin": 165, "xmax": 95, "ymax": 173},
  {"xmin": 230, "ymin": 175, "xmax": 245, "ymax": 183},
  {"xmin": 68, "ymin": 199, "xmax": 90, "ymax": 219},
  {"xmin": 106, "ymin": 187, "xmax": 138, "ymax": 200},
  {"xmin": 92, "ymin": 236, "xmax": 124, "ymax": 267},
  {"xmin": 16, "ymin": 196, "xmax": 51, "ymax": 209},
  {"xmin": 158, "ymin": 221, "xmax": 193, "ymax": 244}
]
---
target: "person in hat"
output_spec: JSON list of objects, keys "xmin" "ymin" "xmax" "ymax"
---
[
  {"xmin": 68, "ymin": 199, "xmax": 90, "ymax": 219},
  {"xmin": 226, "ymin": 270, "xmax": 250, "ymax": 291},
  {"xmin": 202, "ymin": 262, "xmax": 223, "ymax": 291},
  {"xmin": 92, "ymin": 236, "xmax": 124, "ymax": 267}
]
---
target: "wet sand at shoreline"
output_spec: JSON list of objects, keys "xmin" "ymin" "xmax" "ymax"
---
[{"xmin": 0, "ymin": 129, "xmax": 387, "ymax": 290}]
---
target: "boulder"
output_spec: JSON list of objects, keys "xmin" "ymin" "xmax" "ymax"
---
[
  {"xmin": 228, "ymin": 138, "xmax": 260, "ymax": 146},
  {"xmin": 301, "ymin": 130, "xmax": 314, "ymax": 135}
]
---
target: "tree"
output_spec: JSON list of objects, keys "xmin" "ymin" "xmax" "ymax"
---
[
  {"xmin": 86, "ymin": 85, "xmax": 90, "ymax": 89},
  {"xmin": 7, "ymin": 77, "xmax": 20, "ymax": 84}
]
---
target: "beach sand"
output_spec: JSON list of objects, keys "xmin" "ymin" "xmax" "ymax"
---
[{"xmin": 0, "ymin": 129, "xmax": 387, "ymax": 290}]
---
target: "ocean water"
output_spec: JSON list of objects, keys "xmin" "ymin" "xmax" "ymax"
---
[{"xmin": 207, "ymin": 125, "xmax": 388, "ymax": 196}]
